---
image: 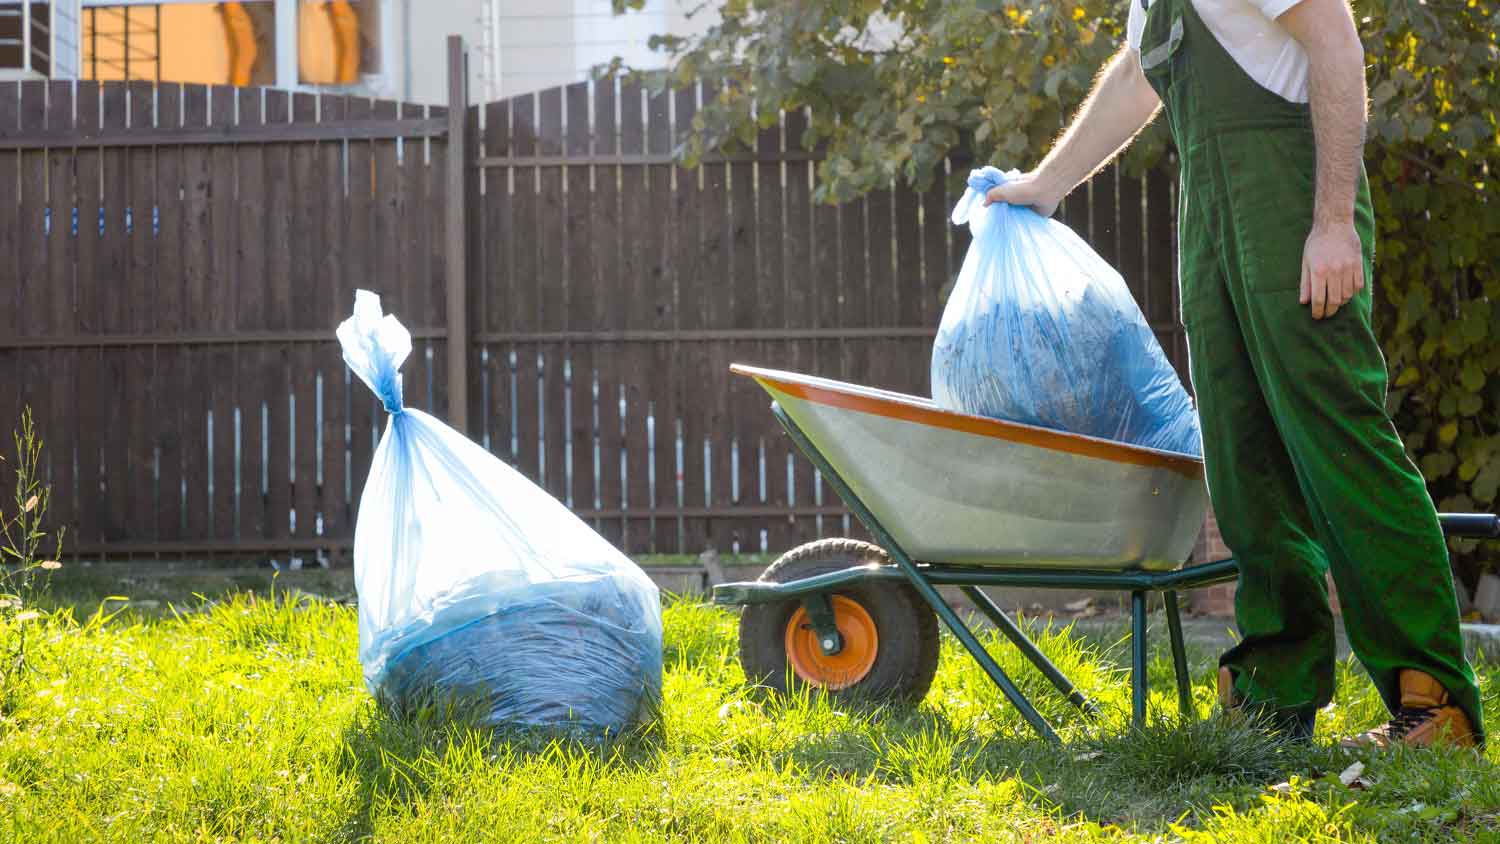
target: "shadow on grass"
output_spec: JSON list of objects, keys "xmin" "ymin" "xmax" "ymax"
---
[
  {"xmin": 334, "ymin": 691, "xmax": 668, "ymax": 840},
  {"xmin": 742, "ymin": 682, "xmax": 1336, "ymax": 830},
  {"xmin": 35, "ymin": 566, "xmax": 356, "ymax": 621}
]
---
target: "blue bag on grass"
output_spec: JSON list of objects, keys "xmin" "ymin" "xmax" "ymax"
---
[
  {"xmin": 931, "ymin": 167, "xmax": 1202, "ymax": 455},
  {"xmin": 339, "ymin": 290, "xmax": 662, "ymax": 731}
]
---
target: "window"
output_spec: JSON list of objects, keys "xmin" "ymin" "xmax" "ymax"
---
[
  {"xmin": 1, "ymin": 1, "xmax": 76, "ymax": 77},
  {"xmin": 76, "ymin": 0, "xmax": 383, "ymax": 89},
  {"xmin": 83, "ymin": 2, "xmax": 275, "ymax": 85},
  {"xmin": 297, "ymin": 0, "xmax": 377, "ymax": 86}
]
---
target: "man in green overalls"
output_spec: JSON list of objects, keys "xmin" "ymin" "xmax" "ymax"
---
[{"xmin": 987, "ymin": 0, "xmax": 1482, "ymax": 747}]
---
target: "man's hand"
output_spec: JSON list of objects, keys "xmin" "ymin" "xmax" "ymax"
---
[
  {"xmin": 982, "ymin": 172, "xmax": 1064, "ymax": 218},
  {"xmin": 1279, "ymin": 0, "xmax": 1368, "ymax": 321},
  {"xmin": 1299, "ymin": 222, "xmax": 1364, "ymax": 319}
]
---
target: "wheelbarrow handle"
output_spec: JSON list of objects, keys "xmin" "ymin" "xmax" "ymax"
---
[{"xmin": 1438, "ymin": 512, "xmax": 1500, "ymax": 539}]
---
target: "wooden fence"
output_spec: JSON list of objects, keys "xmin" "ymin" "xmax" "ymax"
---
[{"xmin": 0, "ymin": 45, "xmax": 1182, "ymax": 563}]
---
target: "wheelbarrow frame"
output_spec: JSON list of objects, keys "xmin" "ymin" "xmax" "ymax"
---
[{"xmin": 712, "ymin": 401, "xmax": 1500, "ymax": 744}]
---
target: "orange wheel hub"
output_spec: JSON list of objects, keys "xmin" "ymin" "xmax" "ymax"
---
[{"xmin": 784, "ymin": 596, "xmax": 879, "ymax": 690}]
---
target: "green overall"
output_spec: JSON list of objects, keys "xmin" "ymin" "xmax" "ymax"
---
[{"xmin": 1136, "ymin": 0, "xmax": 1484, "ymax": 737}]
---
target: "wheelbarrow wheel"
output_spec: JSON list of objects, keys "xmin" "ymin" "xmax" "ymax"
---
[{"xmin": 739, "ymin": 538, "xmax": 939, "ymax": 703}]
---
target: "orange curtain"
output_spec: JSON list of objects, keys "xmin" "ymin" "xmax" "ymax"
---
[
  {"xmin": 327, "ymin": 1, "xmax": 360, "ymax": 84},
  {"xmin": 220, "ymin": 2, "xmax": 258, "ymax": 86}
]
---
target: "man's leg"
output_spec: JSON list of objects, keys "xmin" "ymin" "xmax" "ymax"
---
[
  {"xmin": 1219, "ymin": 139, "xmax": 1483, "ymax": 743},
  {"xmin": 1181, "ymin": 235, "xmax": 1337, "ymax": 727}
]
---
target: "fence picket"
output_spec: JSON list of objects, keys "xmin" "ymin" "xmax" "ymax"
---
[
  {"xmin": 673, "ymin": 84, "xmax": 710, "ymax": 554},
  {"xmin": 153, "ymin": 84, "xmax": 185, "ymax": 546},
  {"xmin": 590, "ymin": 80, "xmax": 624, "ymax": 547},
  {"xmin": 618, "ymin": 81, "xmax": 653, "ymax": 550},
  {"xmin": 646, "ymin": 87, "xmax": 678, "ymax": 554},
  {"xmin": 564, "ymin": 83, "xmax": 595, "ymax": 520},
  {"xmin": 537, "ymin": 88, "xmax": 569, "ymax": 506},
  {"xmin": 208, "ymin": 88, "xmax": 238, "ymax": 548},
  {"xmin": 509, "ymin": 92, "xmax": 541, "ymax": 486},
  {"xmin": 0, "ymin": 85, "xmax": 19, "ymax": 512},
  {"xmin": 262, "ymin": 89, "xmax": 293, "ymax": 550},
  {"xmin": 124, "ymin": 82, "xmax": 156, "ymax": 549}
]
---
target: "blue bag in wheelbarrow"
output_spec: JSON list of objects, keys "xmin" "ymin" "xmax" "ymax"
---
[
  {"xmin": 338, "ymin": 290, "xmax": 662, "ymax": 731},
  {"xmin": 931, "ymin": 166, "xmax": 1202, "ymax": 456}
]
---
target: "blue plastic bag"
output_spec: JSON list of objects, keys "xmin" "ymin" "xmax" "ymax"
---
[
  {"xmin": 931, "ymin": 167, "xmax": 1202, "ymax": 455},
  {"xmin": 338, "ymin": 290, "xmax": 663, "ymax": 731}
]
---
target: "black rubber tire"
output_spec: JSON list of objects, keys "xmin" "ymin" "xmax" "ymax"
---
[{"xmin": 738, "ymin": 538, "xmax": 940, "ymax": 704}]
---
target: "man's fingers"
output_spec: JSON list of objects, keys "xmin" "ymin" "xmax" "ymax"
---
[
  {"xmin": 1327, "ymin": 269, "xmax": 1346, "ymax": 318},
  {"xmin": 983, "ymin": 185, "xmax": 1015, "ymax": 207},
  {"xmin": 1313, "ymin": 271, "xmax": 1328, "ymax": 319},
  {"xmin": 1332, "ymin": 263, "xmax": 1357, "ymax": 317},
  {"xmin": 1299, "ymin": 258, "xmax": 1312, "ymax": 306}
]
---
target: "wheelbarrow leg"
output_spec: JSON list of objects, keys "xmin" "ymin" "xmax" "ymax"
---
[
  {"xmin": 960, "ymin": 586, "xmax": 1100, "ymax": 717},
  {"xmin": 1163, "ymin": 591, "xmax": 1193, "ymax": 719},
  {"xmin": 771, "ymin": 404, "xmax": 1061, "ymax": 744},
  {"xmin": 892, "ymin": 557, "xmax": 1060, "ymax": 743},
  {"xmin": 1131, "ymin": 590, "xmax": 1148, "ymax": 729}
]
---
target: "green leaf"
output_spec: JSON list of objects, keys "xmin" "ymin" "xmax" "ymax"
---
[
  {"xmin": 1372, "ymin": 79, "xmax": 1398, "ymax": 106},
  {"xmin": 1475, "ymin": 458, "xmax": 1500, "ymax": 504},
  {"xmin": 1461, "ymin": 361, "xmax": 1486, "ymax": 392},
  {"xmin": 1422, "ymin": 452, "xmax": 1458, "ymax": 479},
  {"xmin": 1044, "ymin": 68, "xmax": 1067, "ymax": 99},
  {"xmin": 789, "ymin": 58, "xmax": 818, "ymax": 85},
  {"xmin": 1462, "ymin": 312, "xmax": 1489, "ymax": 345},
  {"xmin": 1439, "ymin": 421, "xmax": 1461, "ymax": 447}
]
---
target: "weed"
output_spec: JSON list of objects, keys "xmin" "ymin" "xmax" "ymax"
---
[{"xmin": 0, "ymin": 407, "xmax": 65, "ymax": 711}]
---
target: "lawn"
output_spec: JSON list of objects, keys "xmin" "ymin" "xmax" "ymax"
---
[{"xmin": 1, "ymin": 581, "xmax": 1497, "ymax": 843}]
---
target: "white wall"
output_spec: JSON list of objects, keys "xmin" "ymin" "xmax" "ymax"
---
[
  {"xmin": 485, "ymin": 0, "xmax": 714, "ymax": 101},
  {"xmin": 400, "ymin": 0, "xmax": 485, "ymax": 104}
]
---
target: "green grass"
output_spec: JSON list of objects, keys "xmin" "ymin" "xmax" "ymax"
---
[{"xmin": 0, "ymin": 584, "xmax": 1497, "ymax": 843}]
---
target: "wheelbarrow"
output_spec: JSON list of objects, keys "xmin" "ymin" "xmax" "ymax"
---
[{"xmin": 712, "ymin": 364, "xmax": 1500, "ymax": 743}]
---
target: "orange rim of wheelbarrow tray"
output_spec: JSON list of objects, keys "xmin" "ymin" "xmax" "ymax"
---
[{"xmin": 784, "ymin": 596, "xmax": 879, "ymax": 689}]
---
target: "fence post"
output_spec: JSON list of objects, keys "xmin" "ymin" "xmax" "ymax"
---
[{"xmin": 445, "ymin": 35, "xmax": 471, "ymax": 433}]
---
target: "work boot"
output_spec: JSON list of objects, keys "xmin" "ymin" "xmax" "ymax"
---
[
  {"xmin": 1341, "ymin": 669, "xmax": 1476, "ymax": 750},
  {"xmin": 1217, "ymin": 666, "xmax": 1316, "ymax": 741},
  {"xmin": 1217, "ymin": 666, "xmax": 1236, "ymax": 712}
]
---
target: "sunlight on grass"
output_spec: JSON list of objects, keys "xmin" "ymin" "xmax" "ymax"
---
[{"xmin": 0, "ymin": 591, "xmax": 1495, "ymax": 842}]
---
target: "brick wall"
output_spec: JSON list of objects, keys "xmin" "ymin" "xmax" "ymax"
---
[{"xmin": 1189, "ymin": 508, "xmax": 1236, "ymax": 616}]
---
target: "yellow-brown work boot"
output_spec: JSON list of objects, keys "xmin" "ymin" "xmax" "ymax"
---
[
  {"xmin": 1217, "ymin": 666, "xmax": 1240, "ymax": 712},
  {"xmin": 1341, "ymin": 670, "xmax": 1476, "ymax": 750}
]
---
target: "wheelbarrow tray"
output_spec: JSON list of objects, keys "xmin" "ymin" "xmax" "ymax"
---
[{"xmin": 732, "ymin": 364, "xmax": 1208, "ymax": 571}]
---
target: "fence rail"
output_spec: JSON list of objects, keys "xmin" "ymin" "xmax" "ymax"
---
[{"xmin": 0, "ymin": 44, "xmax": 1182, "ymax": 563}]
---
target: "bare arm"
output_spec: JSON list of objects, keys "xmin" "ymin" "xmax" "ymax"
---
[
  {"xmin": 985, "ymin": 45, "xmax": 1161, "ymax": 215},
  {"xmin": 1278, "ymin": 0, "xmax": 1367, "ymax": 319}
]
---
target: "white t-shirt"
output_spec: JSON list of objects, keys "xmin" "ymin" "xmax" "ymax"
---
[{"xmin": 1127, "ymin": 0, "xmax": 1310, "ymax": 103}]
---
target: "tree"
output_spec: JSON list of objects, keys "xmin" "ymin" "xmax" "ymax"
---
[{"xmin": 611, "ymin": 0, "xmax": 1155, "ymax": 203}]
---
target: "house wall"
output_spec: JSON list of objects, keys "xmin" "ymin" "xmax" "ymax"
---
[
  {"xmin": 398, "ymin": 0, "xmax": 716, "ymax": 105},
  {"xmin": 44, "ymin": 1, "xmax": 709, "ymax": 104},
  {"xmin": 483, "ymin": 0, "xmax": 713, "ymax": 101}
]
